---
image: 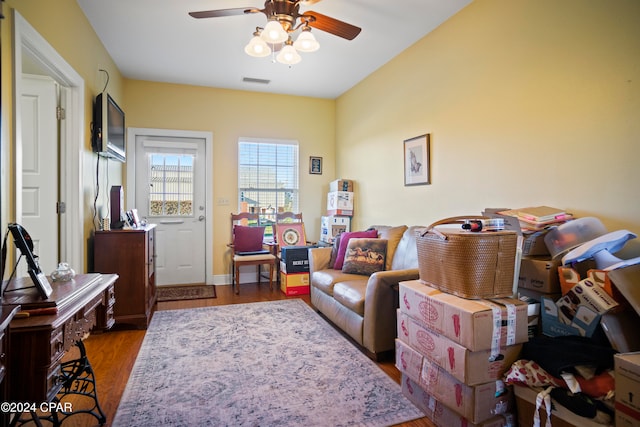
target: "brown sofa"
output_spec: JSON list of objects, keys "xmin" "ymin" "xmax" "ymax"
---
[{"xmin": 308, "ymin": 225, "xmax": 424, "ymax": 359}]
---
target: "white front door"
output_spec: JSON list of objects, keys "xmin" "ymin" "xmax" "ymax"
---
[
  {"xmin": 19, "ymin": 75, "xmax": 59, "ymax": 277},
  {"xmin": 134, "ymin": 136, "xmax": 207, "ymax": 286}
]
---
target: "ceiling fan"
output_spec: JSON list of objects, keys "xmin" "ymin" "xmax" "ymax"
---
[{"xmin": 189, "ymin": 0, "xmax": 362, "ymax": 64}]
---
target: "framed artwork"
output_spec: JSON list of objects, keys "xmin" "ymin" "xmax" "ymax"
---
[
  {"xmin": 404, "ymin": 134, "xmax": 430, "ymax": 186},
  {"xmin": 309, "ymin": 156, "xmax": 323, "ymax": 175},
  {"xmin": 275, "ymin": 222, "xmax": 306, "ymax": 247}
]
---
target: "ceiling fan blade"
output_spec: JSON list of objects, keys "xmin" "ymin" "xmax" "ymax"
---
[
  {"xmin": 303, "ymin": 11, "xmax": 361, "ymax": 40},
  {"xmin": 188, "ymin": 8, "xmax": 257, "ymax": 19}
]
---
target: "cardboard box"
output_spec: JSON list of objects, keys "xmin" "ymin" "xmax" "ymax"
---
[
  {"xmin": 517, "ymin": 295, "xmax": 541, "ymax": 338},
  {"xmin": 540, "ymin": 296, "xmax": 601, "ymax": 337},
  {"xmin": 329, "ymin": 179, "xmax": 354, "ymax": 192},
  {"xmin": 327, "ymin": 191, "xmax": 354, "ymax": 216},
  {"xmin": 397, "ymin": 356, "xmax": 513, "ymax": 423},
  {"xmin": 517, "ymin": 287, "xmax": 561, "ymax": 303},
  {"xmin": 280, "ymin": 246, "xmax": 313, "ymax": 273},
  {"xmin": 556, "ymin": 278, "xmax": 619, "ymax": 324},
  {"xmin": 518, "ymin": 256, "xmax": 561, "ymax": 293},
  {"xmin": 399, "ymin": 280, "xmax": 529, "ymax": 352},
  {"xmin": 320, "ymin": 216, "xmax": 351, "ymax": 243},
  {"xmin": 514, "ymin": 385, "xmax": 608, "ymax": 427},
  {"xmin": 522, "ymin": 230, "xmax": 551, "ymax": 256},
  {"xmin": 396, "ymin": 315, "xmax": 523, "ymax": 385},
  {"xmin": 401, "ymin": 374, "xmax": 515, "ymax": 427},
  {"xmin": 280, "ymin": 272, "xmax": 310, "ymax": 296},
  {"xmin": 615, "ymin": 352, "xmax": 640, "ymax": 426}
]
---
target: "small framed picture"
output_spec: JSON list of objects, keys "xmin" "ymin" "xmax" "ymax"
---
[
  {"xmin": 404, "ymin": 134, "xmax": 431, "ymax": 186},
  {"xmin": 309, "ymin": 156, "xmax": 323, "ymax": 175}
]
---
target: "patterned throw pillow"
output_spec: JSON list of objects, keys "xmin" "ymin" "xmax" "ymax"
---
[
  {"xmin": 342, "ymin": 238, "xmax": 388, "ymax": 276},
  {"xmin": 333, "ymin": 229, "xmax": 379, "ymax": 270}
]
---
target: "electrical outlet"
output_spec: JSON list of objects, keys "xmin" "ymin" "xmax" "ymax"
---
[{"xmin": 217, "ymin": 198, "xmax": 230, "ymax": 206}]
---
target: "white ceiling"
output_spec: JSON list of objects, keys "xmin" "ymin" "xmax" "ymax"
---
[{"xmin": 77, "ymin": 0, "xmax": 471, "ymax": 99}]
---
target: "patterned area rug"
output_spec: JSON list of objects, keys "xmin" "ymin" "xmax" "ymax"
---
[
  {"xmin": 113, "ymin": 299, "xmax": 422, "ymax": 426},
  {"xmin": 156, "ymin": 284, "xmax": 216, "ymax": 301}
]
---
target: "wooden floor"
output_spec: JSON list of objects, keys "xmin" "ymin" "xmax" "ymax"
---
[{"xmin": 58, "ymin": 283, "xmax": 434, "ymax": 427}]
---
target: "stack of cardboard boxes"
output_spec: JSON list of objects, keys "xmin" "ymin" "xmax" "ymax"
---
[
  {"xmin": 320, "ymin": 179, "xmax": 354, "ymax": 244},
  {"xmin": 396, "ymin": 280, "xmax": 529, "ymax": 426},
  {"xmin": 279, "ymin": 245, "xmax": 313, "ymax": 296}
]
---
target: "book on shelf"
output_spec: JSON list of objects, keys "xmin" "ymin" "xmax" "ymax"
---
[{"xmin": 517, "ymin": 206, "xmax": 568, "ymax": 223}]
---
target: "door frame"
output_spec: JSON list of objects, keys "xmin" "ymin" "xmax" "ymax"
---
[
  {"xmin": 12, "ymin": 11, "xmax": 85, "ymax": 272},
  {"xmin": 126, "ymin": 127, "xmax": 214, "ymax": 285}
]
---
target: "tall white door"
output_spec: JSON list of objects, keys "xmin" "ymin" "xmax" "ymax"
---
[
  {"xmin": 19, "ymin": 75, "xmax": 59, "ymax": 277},
  {"xmin": 135, "ymin": 136, "xmax": 206, "ymax": 286}
]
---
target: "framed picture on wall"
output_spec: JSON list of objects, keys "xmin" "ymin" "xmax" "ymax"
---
[
  {"xmin": 404, "ymin": 134, "xmax": 430, "ymax": 186},
  {"xmin": 309, "ymin": 156, "xmax": 323, "ymax": 175}
]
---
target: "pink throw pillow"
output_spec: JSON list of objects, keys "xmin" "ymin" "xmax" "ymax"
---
[
  {"xmin": 233, "ymin": 225, "xmax": 266, "ymax": 252},
  {"xmin": 333, "ymin": 229, "xmax": 378, "ymax": 270}
]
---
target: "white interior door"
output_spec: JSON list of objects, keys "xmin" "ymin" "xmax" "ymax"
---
[
  {"xmin": 18, "ymin": 75, "xmax": 59, "ymax": 277},
  {"xmin": 134, "ymin": 136, "xmax": 206, "ymax": 286}
]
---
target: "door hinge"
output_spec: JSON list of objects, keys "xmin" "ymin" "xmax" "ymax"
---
[
  {"xmin": 57, "ymin": 201, "xmax": 66, "ymax": 214},
  {"xmin": 56, "ymin": 106, "xmax": 65, "ymax": 120}
]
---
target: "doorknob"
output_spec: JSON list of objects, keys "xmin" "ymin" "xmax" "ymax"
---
[{"xmin": 198, "ymin": 215, "xmax": 205, "ymax": 221}]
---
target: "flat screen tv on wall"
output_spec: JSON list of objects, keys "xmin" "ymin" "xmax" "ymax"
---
[{"xmin": 92, "ymin": 92, "xmax": 125, "ymax": 162}]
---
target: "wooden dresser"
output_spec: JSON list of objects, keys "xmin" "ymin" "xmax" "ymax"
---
[
  {"xmin": 93, "ymin": 224, "xmax": 157, "ymax": 329},
  {"xmin": 0, "ymin": 306, "xmax": 20, "ymax": 426},
  {"xmin": 3, "ymin": 273, "xmax": 117, "ymax": 403}
]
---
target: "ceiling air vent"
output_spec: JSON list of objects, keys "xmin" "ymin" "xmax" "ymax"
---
[{"xmin": 242, "ymin": 77, "xmax": 270, "ymax": 85}]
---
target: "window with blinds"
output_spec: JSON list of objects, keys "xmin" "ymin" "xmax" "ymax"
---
[{"xmin": 238, "ymin": 140, "xmax": 299, "ymax": 232}]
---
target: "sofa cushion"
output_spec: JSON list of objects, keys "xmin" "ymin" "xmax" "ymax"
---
[
  {"xmin": 333, "ymin": 280, "xmax": 367, "ymax": 316},
  {"xmin": 342, "ymin": 238, "xmax": 388, "ymax": 276},
  {"xmin": 312, "ymin": 269, "xmax": 365, "ymax": 296},
  {"xmin": 391, "ymin": 226, "xmax": 425, "ymax": 270},
  {"xmin": 328, "ymin": 234, "xmax": 341, "ymax": 269},
  {"xmin": 333, "ymin": 229, "xmax": 378, "ymax": 270},
  {"xmin": 375, "ymin": 225, "xmax": 408, "ymax": 270}
]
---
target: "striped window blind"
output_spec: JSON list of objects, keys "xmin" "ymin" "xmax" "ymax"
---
[{"xmin": 238, "ymin": 140, "xmax": 299, "ymax": 234}]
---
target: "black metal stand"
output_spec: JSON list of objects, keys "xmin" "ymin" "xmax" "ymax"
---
[{"xmin": 9, "ymin": 340, "xmax": 106, "ymax": 426}]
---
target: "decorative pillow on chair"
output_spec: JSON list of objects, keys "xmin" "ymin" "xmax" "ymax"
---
[
  {"xmin": 333, "ymin": 229, "xmax": 378, "ymax": 270},
  {"xmin": 342, "ymin": 238, "xmax": 388, "ymax": 276},
  {"xmin": 233, "ymin": 225, "xmax": 266, "ymax": 252}
]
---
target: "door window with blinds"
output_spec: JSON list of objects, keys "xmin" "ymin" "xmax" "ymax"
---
[
  {"xmin": 148, "ymin": 153, "xmax": 195, "ymax": 217},
  {"xmin": 238, "ymin": 140, "xmax": 299, "ymax": 238}
]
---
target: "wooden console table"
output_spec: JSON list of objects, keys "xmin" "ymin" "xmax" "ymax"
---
[{"xmin": 1, "ymin": 273, "xmax": 117, "ymax": 404}]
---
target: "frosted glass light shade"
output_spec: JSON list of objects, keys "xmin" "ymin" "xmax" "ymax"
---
[
  {"xmin": 293, "ymin": 30, "xmax": 319, "ymax": 52},
  {"xmin": 244, "ymin": 36, "xmax": 272, "ymax": 57},
  {"xmin": 261, "ymin": 20, "xmax": 288, "ymax": 44},
  {"xmin": 276, "ymin": 44, "xmax": 302, "ymax": 65}
]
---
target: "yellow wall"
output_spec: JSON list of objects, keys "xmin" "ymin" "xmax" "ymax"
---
[
  {"xmin": 336, "ymin": 0, "xmax": 640, "ymax": 255},
  {"xmin": 3, "ymin": 0, "xmax": 640, "ymax": 277},
  {"xmin": 0, "ymin": 0, "xmax": 335, "ymax": 278},
  {"xmin": 1, "ymin": 0, "xmax": 125, "ymax": 271},
  {"xmin": 123, "ymin": 80, "xmax": 335, "ymax": 278}
]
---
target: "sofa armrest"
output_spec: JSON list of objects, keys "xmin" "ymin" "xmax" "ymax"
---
[
  {"xmin": 362, "ymin": 268, "xmax": 420, "ymax": 354},
  {"xmin": 308, "ymin": 247, "xmax": 333, "ymax": 274}
]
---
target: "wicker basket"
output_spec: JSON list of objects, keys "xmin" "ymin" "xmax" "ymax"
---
[{"xmin": 417, "ymin": 216, "xmax": 519, "ymax": 299}]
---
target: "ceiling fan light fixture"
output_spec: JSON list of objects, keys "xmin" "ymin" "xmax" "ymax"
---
[
  {"xmin": 261, "ymin": 19, "xmax": 288, "ymax": 44},
  {"xmin": 244, "ymin": 34, "xmax": 272, "ymax": 57},
  {"xmin": 276, "ymin": 41, "xmax": 302, "ymax": 65},
  {"xmin": 293, "ymin": 28, "xmax": 319, "ymax": 53}
]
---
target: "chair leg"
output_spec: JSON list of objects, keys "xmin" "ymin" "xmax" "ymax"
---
[
  {"xmin": 268, "ymin": 264, "xmax": 273, "ymax": 291},
  {"xmin": 257, "ymin": 265, "xmax": 261, "ymax": 286},
  {"xmin": 235, "ymin": 264, "xmax": 240, "ymax": 295}
]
